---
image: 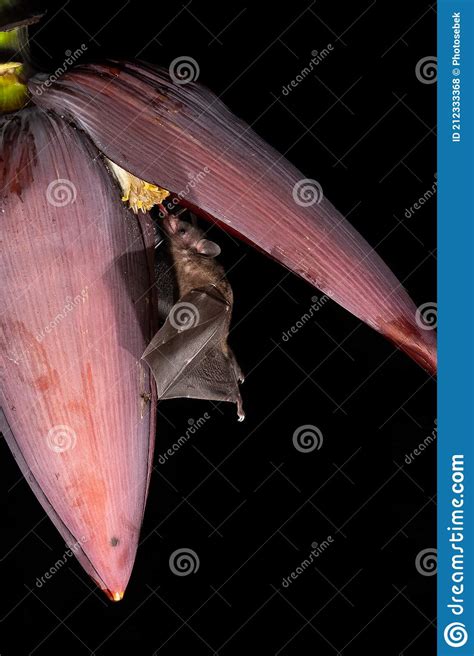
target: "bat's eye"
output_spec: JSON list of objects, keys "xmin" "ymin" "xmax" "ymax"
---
[{"xmin": 178, "ymin": 228, "xmax": 187, "ymax": 235}]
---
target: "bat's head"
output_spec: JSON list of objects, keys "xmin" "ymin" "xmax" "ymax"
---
[{"xmin": 163, "ymin": 214, "xmax": 221, "ymax": 258}]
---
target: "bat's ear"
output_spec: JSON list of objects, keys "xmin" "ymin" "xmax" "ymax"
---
[
  {"xmin": 162, "ymin": 214, "xmax": 179, "ymax": 234},
  {"xmin": 196, "ymin": 238, "xmax": 221, "ymax": 258}
]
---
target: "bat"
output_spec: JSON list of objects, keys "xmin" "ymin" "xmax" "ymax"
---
[{"xmin": 142, "ymin": 210, "xmax": 245, "ymax": 421}]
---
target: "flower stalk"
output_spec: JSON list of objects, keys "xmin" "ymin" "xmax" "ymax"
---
[{"xmin": 0, "ymin": 24, "xmax": 29, "ymax": 112}]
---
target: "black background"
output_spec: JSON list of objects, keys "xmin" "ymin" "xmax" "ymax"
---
[{"xmin": 1, "ymin": 1, "xmax": 436, "ymax": 654}]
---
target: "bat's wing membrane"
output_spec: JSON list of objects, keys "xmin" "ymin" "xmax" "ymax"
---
[
  {"xmin": 172, "ymin": 347, "xmax": 244, "ymax": 419},
  {"xmin": 142, "ymin": 286, "xmax": 244, "ymax": 419}
]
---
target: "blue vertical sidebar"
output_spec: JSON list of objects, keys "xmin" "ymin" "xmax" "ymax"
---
[{"xmin": 438, "ymin": 1, "xmax": 474, "ymax": 654}]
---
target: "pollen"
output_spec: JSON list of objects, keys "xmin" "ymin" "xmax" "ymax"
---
[
  {"xmin": 107, "ymin": 159, "xmax": 170, "ymax": 213},
  {"xmin": 0, "ymin": 62, "xmax": 28, "ymax": 113},
  {"xmin": 0, "ymin": 62, "xmax": 23, "ymax": 74}
]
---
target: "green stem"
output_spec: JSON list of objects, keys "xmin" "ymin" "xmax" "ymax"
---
[{"xmin": 0, "ymin": 24, "xmax": 29, "ymax": 112}]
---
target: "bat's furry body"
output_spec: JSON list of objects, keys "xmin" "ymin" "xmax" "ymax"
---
[{"xmin": 143, "ymin": 212, "xmax": 244, "ymax": 420}]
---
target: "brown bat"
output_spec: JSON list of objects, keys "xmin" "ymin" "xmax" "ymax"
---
[{"xmin": 142, "ymin": 211, "xmax": 245, "ymax": 421}]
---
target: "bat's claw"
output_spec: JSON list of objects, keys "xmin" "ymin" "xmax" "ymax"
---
[{"xmin": 236, "ymin": 396, "xmax": 245, "ymax": 422}]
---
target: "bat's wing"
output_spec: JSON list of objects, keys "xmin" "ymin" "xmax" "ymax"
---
[
  {"xmin": 173, "ymin": 346, "xmax": 245, "ymax": 420},
  {"xmin": 142, "ymin": 286, "xmax": 244, "ymax": 420}
]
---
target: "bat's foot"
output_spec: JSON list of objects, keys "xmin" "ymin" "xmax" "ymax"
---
[{"xmin": 236, "ymin": 396, "xmax": 245, "ymax": 422}]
